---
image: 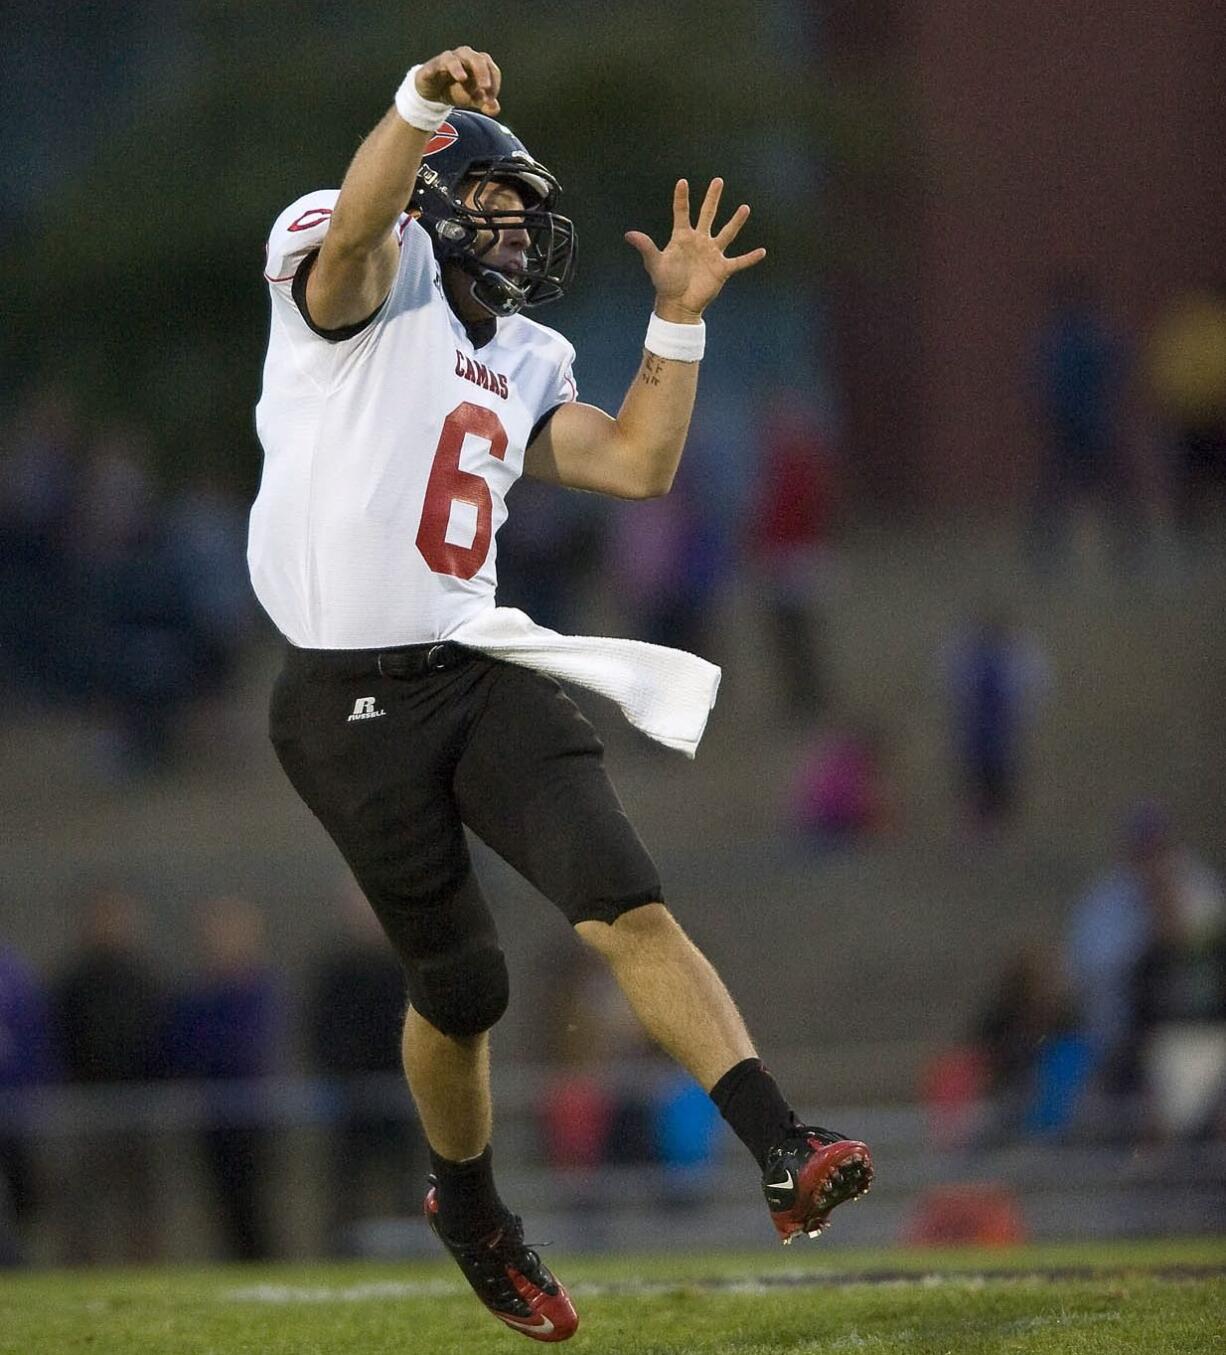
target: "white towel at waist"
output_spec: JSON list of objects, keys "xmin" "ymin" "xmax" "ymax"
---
[{"xmin": 448, "ymin": 606, "xmax": 720, "ymax": 757}]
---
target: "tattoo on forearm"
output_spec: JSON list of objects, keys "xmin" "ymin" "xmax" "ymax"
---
[{"xmin": 640, "ymin": 352, "xmax": 666, "ymax": 387}]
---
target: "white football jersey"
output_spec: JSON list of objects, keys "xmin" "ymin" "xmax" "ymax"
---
[{"xmin": 249, "ymin": 191, "xmax": 578, "ymax": 649}]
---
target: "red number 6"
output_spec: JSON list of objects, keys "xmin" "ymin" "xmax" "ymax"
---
[{"xmin": 415, "ymin": 402, "xmax": 508, "ymax": 579}]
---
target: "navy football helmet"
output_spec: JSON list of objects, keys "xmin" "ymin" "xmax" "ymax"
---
[{"xmin": 411, "ymin": 110, "xmax": 577, "ymax": 318}]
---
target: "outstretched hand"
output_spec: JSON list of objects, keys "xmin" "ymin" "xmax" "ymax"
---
[
  {"xmin": 625, "ymin": 179, "xmax": 766, "ymax": 323},
  {"xmin": 415, "ymin": 46, "xmax": 501, "ymax": 116}
]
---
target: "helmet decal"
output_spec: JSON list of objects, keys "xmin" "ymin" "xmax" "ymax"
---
[{"xmin": 422, "ymin": 121, "xmax": 460, "ymax": 156}]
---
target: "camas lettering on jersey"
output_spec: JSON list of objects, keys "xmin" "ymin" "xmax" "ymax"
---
[
  {"xmin": 454, "ymin": 350, "xmax": 510, "ymax": 400},
  {"xmin": 249, "ymin": 190, "xmax": 578, "ymax": 650}
]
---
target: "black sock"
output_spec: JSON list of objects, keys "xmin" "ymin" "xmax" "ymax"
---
[
  {"xmin": 429, "ymin": 1144, "xmax": 506, "ymax": 1241},
  {"xmin": 709, "ymin": 1058, "xmax": 797, "ymax": 1170}
]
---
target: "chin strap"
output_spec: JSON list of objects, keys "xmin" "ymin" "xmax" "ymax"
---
[{"xmin": 460, "ymin": 258, "xmax": 529, "ymax": 319}]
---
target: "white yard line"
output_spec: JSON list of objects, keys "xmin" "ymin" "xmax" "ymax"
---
[{"xmin": 222, "ymin": 1264, "xmax": 1222, "ymax": 1305}]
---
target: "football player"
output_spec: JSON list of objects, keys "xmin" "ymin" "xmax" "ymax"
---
[{"xmin": 250, "ymin": 46, "xmax": 872, "ymax": 1342}]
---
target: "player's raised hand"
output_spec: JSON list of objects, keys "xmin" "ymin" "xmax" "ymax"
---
[
  {"xmin": 415, "ymin": 47, "xmax": 501, "ymax": 116},
  {"xmin": 625, "ymin": 178, "xmax": 766, "ymax": 323}
]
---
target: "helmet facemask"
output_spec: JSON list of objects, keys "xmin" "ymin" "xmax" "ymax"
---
[{"xmin": 415, "ymin": 157, "xmax": 577, "ymax": 319}]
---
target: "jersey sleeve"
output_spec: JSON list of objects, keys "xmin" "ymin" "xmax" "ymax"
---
[
  {"xmin": 263, "ymin": 191, "xmax": 342, "ymax": 287},
  {"xmin": 553, "ymin": 342, "xmax": 578, "ymax": 408},
  {"xmin": 527, "ymin": 341, "xmax": 579, "ymax": 447},
  {"xmin": 263, "ymin": 193, "xmax": 424, "ymax": 348}
]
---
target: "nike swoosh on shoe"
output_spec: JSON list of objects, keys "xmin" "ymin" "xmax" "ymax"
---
[{"xmin": 501, "ymin": 1314, "xmax": 556, "ymax": 1336}]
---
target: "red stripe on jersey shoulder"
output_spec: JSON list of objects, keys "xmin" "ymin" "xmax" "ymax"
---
[
  {"xmin": 265, "ymin": 213, "xmax": 404, "ymax": 283},
  {"xmin": 288, "ymin": 207, "xmax": 333, "ymax": 232}
]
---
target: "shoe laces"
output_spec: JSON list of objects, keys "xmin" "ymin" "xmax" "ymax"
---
[
  {"xmin": 453, "ymin": 1214, "xmax": 554, "ymax": 1300},
  {"xmin": 794, "ymin": 1123, "xmax": 847, "ymax": 1147},
  {"xmin": 769, "ymin": 1123, "xmax": 845, "ymax": 1165}
]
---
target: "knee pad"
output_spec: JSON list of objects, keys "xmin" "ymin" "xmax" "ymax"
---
[{"xmin": 407, "ymin": 943, "xmax": 509, "ymax": 1038}]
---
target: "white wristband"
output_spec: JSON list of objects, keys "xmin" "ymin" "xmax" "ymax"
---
[
  {"xmin": 394, "ymin": 65, "xmax": 452, "ymax": 133},
  {"xmin": 644, "ymin": 312, "xmax": 706, "ymax": 363}
]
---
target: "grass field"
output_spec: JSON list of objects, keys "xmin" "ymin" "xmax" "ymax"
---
[{"xmin": 2, "ymin": 1238, "xmax": 1223, "ymax": 1354}]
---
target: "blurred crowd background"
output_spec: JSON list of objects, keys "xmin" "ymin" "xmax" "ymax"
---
[{"xmin": 2, "ymin": 0, "xmax": 1225, "ymax": 1265}]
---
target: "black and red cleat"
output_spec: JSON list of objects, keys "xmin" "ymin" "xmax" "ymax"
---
[
  {"xmin": 762, "ymin": 1124, "xmax": 873, "ymax": 1244},
  {"xmin": 425, "ymin": 1182, "xmax": 578, "ymax": 1342}
]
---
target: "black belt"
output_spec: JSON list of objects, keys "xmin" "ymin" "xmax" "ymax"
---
[
  {"xmin": 378, "ymin": 642, "xmax": 463, "ymax": 678},
  {"xmin": 285, "ymin": 641, "xmax": 467, "ymax": 680}
]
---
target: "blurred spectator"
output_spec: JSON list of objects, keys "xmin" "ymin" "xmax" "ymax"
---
[
  {"xmin": 541, "ymin": 950, "xmax": 656, "ymax": 1173},
  {"xmin": 1204, "ymin": 1077, "xmax": 1226, "ymax": 1143},
  {"xmin": 1131, "ymin": 883, "xmax": 1226, "ymax": 1023},
  {"xmin": 0, "ymin": 1181, "xmax": 14, "ymax": 1270},
  {"xmin": 63, "ymin": 424, "xmax": 202, "ymax": 776},
  {"xmin": 166, "ymin": 897, "xmax": 284, "ymax": 1261},
  {"xmin": 52, "ymin": 884, "xmax": 165, "ymax": 1263},
  {"xmin": 1146, "ymin": 281, "xmax": 1226, "ymax": 552},
  {"xmin": 787, "ymin": 718, "xmax": 893, "ymax": 847},
  {"xmin": 745, "ymin": 403, "xmax": 839, "ymax": 718},
  {"xmin": 1064, "ymin": 803, "xmax": 1225, "ymax": 1096},
  {"xmin": 918, "ymin": 1045, "xmax": 986, "ymax": 1152},
  {"xmin": 607, "ymin": 456, "xmax": 726, "ymax": 656},
  {"xmin": 496, "ymin": 477, "xmax": 605, "ymax": 634},
  {"xmin": 0, "ymin": 943, "xmax": 55, "ymax": 1265},
  {"xmin": 941, "ymin": 606, "xmax": 1051, "ymax": 833},
  {"xmin": 971, "ymin": 944, "xmax": 1089, "ymax": 1141},
  {"xmin": 1122, "ymin": 866, "xmax": 1226, "ymax": 1137},
  {"xmin": 652, "ymin": 1070, "xmax": 722, "ymax": 1201},
  {"xmin": 0, "ymin": 383, "xmax": 82, "ymax": 696},
  {"xmin": 164, "ymin": 477, "xmax": 256, "ymax": 699},
  {"xmin": 1027, "ymin": 270, "xmax": 1138, "ymax": 571},
  {"xmin": 1, "ymin": 394, "xmax": 255, "ymax": 774},
  {"xmin": 306, "ymin": 877, "xmax": 419, "ymax": 1255},
  {"xmin": 541, "ymin": 949, "xmax": 719, "ymax": 1218}
]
